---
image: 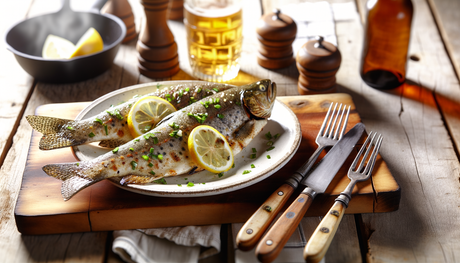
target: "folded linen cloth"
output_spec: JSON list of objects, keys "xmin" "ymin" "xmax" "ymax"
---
[{"xmin": 113, "ymin": 225, "xmax": 221, "ymax": 263}]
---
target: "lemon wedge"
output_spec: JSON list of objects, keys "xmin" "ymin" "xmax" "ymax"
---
[
  {"xmin": 127, "ymin": 96, "xmax": 177, "ymax": 138},
  {"xmin": 188, "ymin": 125, "xmax": 234, "ymax": 173},
  {"xmin": 42, "ymin": 34, "xmax": 76, "ymax": 59},
  {"xmin": 69, "ymin": 27, "xmax": 104, "ymax": 58}
]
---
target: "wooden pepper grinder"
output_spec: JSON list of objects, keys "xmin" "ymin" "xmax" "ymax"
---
[
  {"xmin": 102, "ymin": 0, "xmax": 137, "ymax": 43},
  {"xmin": 137, "ymin": 0, "xmax": 180, "ymax": 78},
  {"xmin": 296, "ymin": 36, "xmax": 341, "ymax": 94},
  {"xmin": 168, "ymin": 0, "xmax": 183, "ymax": 20},
  {"xmin": 256, "ymin": 9, "xmax": 297, "ymax": 69}
]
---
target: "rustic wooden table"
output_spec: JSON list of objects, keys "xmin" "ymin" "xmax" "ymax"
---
[{"xmin": 1, "ymin": 0, "xmax": 460, "ymax": 262}]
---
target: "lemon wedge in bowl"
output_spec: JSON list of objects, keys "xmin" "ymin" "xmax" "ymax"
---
[
  {"xmin": 127, "ymin": 96, "xmax": 177, "ymax": 138},
  {"xmin": 42, "ymin": 34, "xmax": 76, "ymax": 59},
  {"xmin": 69, "ymin": 27, "xmax": 104, "ymax": 58},
  {"xmin": 188, "ymin": 125, "xmax": 234, "ymax": 173}
]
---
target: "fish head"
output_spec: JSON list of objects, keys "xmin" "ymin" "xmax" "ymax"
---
[{"xmin": 241, "ymin": 79, "xmax": 276, "ymax": 119}]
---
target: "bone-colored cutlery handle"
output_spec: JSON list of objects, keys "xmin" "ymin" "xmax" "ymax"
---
[
  {"xmin": 255, "ymin": 192, "xmax": 314, "ymax": 263},
  {"xmin": 304, "ymin": 200, "xmax": 346, "ymax": 263},
  {"xmin": 236, "ymin": 183, "xmax": 295, "ymax": 251}
]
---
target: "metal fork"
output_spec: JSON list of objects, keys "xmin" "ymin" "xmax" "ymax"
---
[
  {"xmin": 236, "ymin": 102, "xmax": 350, "ymax": 251},
  {"xmin": 303, "ymin": 131, "xmax": 383, "ymax": 263}
]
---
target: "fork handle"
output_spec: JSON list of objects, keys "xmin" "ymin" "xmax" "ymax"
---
[
  {"xmin": 236, "ymin": 183, "xmax": 295, "ymax": 251},
  {"xmin": 303, "ymin": 200, "xmax": 346, "ymax": 263},
  {"xmin": 255, "ymin": 190, "xmax": 314, "ymax": 263}
]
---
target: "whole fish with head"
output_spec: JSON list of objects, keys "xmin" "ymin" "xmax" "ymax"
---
[
  {"xmin": 26, "ymin": 81, "xmax": 238, "ymax": 150},
  {"xmin": 43, "ymin": 80, "xmax": 277, "ymax": 201}
]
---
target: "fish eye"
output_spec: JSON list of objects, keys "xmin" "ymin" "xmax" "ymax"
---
[{"xmin": 259, "ymin": 84, "xmax": 266, "ymax": 91}]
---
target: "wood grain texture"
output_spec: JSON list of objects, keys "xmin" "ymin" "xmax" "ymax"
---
[
  {"xmin": 352, "ymin": 0, "xmax": 460, "ymax": 262},
  {"xmin": 15, "ymin": 94, "xmax": 399, "ymax": 235}
]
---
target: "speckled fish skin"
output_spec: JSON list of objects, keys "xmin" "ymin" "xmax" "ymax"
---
[
  {"xmin": 42, "ymin": 79, "xmax": 277, "ymax": 201},
  {"xmin": 26, "ymin": 81, "xmax": 238, "ymax": 150}
]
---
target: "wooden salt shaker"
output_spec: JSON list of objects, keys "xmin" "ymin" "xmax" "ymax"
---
[
  {"xmin": 137, "ymin": 0, "xmax": 180, "ymax": 78},
  {"xmin": 102, "ymin": 0, "xmax": 137, "ymax": 43},
  {"xmin": 256, "ymin": 9, "xmax": 297, "ymax": 69},
  {"xmin": 168, "ymin": 0, "xmax": 183, "ymax": 20},
  {"xmin": 296, "ymin": 36, "xmax": 341, "ymax": 94}
]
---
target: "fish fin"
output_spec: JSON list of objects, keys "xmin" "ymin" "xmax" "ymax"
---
[
  {"xmin": 26, "ymin": 115, "xmax": 73, "ymax": 134},
  {"xmin": 43, "ymin": 163, "xmax": 101, "ymax": 201},
  {"xmin": 155, "ymin": 110, "xmax": 179, "ymax": 128},
  {"xmin": 120, "ymin": 174, "xmax": 157, "ymax": 185},
  {"xmin": 39, "ymin": 134, "xmax": 83, "ymax": 150},
  {"xmin": 235, "ymin": 119, "xmax": 268, "ymax": 147},
  {"xmin": 98, "ymin": 139, "xmax": 128, "ymax": 148}
]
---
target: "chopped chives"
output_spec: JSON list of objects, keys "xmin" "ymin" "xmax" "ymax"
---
[
  {"xmin": 252, "ymin": 148, "xmax": 257, "ymax": 153},
  {"xmin": 267, "ymin": 146, "xmax": 275, "ymax": 151},
  {"xmin": 214, "ymin": 105, "xmax": 221, "ymax": 109},
  {"xmin": 148, "ymin": 163, "xmax": 154, "ymax": 167},
  {"xmin": 267, "ymin": 155, "xmax": 271, "ymax": 159},
  {"xmin": 274, "ymin": 133, "xmax": 281, "ymax": 140},
  {"xmin": 67, "ymin": 126, "xmax": 73, "ymax": 130},
  {"xmin": 104, "ymin": 125, "xmax": 108, "ymax": 135},
  {"xmin": 95, "ymin": 118, "xmax": 103, "ymax": 125},
  {"xmin": 187, "ymin": 182, "xmax": 194, "ymax": 187},
  {"xmin": 217, "ymin": 172, "xmax": 224, "ymax": 178},
  {"xmin": 250, "ymin": 153, "xmax": 256, "ymax": 159},
  {"xmin": 88, "ymin": 132, "xmax": 95, "ymax": 138},
  {"xmin": 112, "ymin": 147, "xmax": 119, "ymax": 153},
  {"xmin": 197, "ymin": 88, "xmax": 202, "ymax": 93},
  {"xmin": 185, "ymin": 87, "xmax": 190, "ymax": 92},
  {"xmin": 243, "ymin": 170, "xmax": 251, "ymax": 175},
  {"xmin": 217, "ymin": 114, "xmax": 224, "ymax": 119},
  {"xmin": 213, "ymin": 88, "xmax": 219, "ymax": 92},
  {"xmin": 158, "ymin": 154, "xmax": 163, "ymax": 160},
  {"xmin": 130, "ymin": 161, "xmax": 137, "ymax": 170},
  {"xmin": 265, "ymin": 132, "xmax": 273, "ymax": 140},
  {"xmin": 153, "ymin": 178, "xmax": 166, "ymax": 184},
  {"xmin": 251, "ymin": 164, "xmax": 255, "ymax": 168},
  {"xmin": 142, "ymin": 155, "xmax": 149, "ymax": 161}
]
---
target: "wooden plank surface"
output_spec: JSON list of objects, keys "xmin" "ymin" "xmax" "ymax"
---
[{"xmin": 15, "ymin": 94, "xmax": 399, "ymax": 235}]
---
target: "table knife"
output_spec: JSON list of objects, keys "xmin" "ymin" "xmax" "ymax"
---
[{"xmin": 255, "ymin": 122, "xmax": 365, "ymax": 263}]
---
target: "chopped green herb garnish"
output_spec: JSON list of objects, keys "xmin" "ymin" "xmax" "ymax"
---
[
  {"xmin": 179, "ymin": 89, "xmax": 184, "ymax": 97},
  {"xmin": 185, "ymin": 87, "xmax": 190, "ymax": 92},
  {"xmin": 114, "ymin": 109, "xmax": 123, "ymax": 120},
  {"xmin": 232, "ymin": 163, "xmax": 235, "ymax": 168},
  {"xmin": 197, "ymin": 88, "xmax": 202, "ymax": 93},
  {"xmin": 148, "ymin": 163, "xmax": 154, "ymax": 167},
  {"xmin": 243, "ymin": 170, "xmax": 251, "ymax": 175},
  {"xmin": 67, "ymin": 126, "xmax": 73, "ymax": 130},
  {"xmin": 150, "ymin": 148, "xmax": 155, "ymax": 154},
  {"xmin": 267, "ymin": 155, "xmax": 271, "ymax": 159},
  {"xmin": 214, "ymin": 104, "xmax": 221, "ymax": 109},
  {"xmin": 135, "ymin": 138, "xmax": 140, "ymax": 142},
  {"xmin": 158, "ymin": 154, "xmax": 163, "ymax": 160},
  {"xmin": 267, "ymin": 141, "xmax": 274, "ymax": 147},
  {"xmin": 178, "ymin": 184, "xmax": 182, "ymax": 187},
  {"xmin": 265, "ymin": 132, "xmax": 272, "ymax": 140},
  {"xmin": 251, "ymin": 164, "xmax": 255, "ymax": 168},
  {"xmin": 267, "ymin": 146, "xmax": 275, "ymax": 151},
  {"xmin": 129, "ymin": 148, "xmax": 134, "ymax": 151},
  {"xmin": 104, "ymin": 125, "xmax": 108, "ymax": 135},
  {"xmin": 130, "ymin": 161, "xmax": 137, "ymax": 170},
  {"xmin": 217, "ymin": 172, "xmax": 224, "ymax": 178},
  {"xmin": 185, "ymin": 178, "xmax": 188, "ymax": 180},
  {"xmin": 217, "ymin": 114, "xmax": 224, "ymax": 119},
  {"xmin": 187, "ymin": 182, "xmax": 195, "ymax": 187},
  {"xmin": 154, "ymin": 178, "xmax": 167, "ymax": 184},
  {"xmin": 250, "ymin": 153, "xmax": 256, "ymax": 159},
  {"xmin": 252, "ymin": 148, "xmax": 257, "ymax": 153},
  {"xmin": 156, "ymin": 83, "xmax": 161, "ymax": 89},
  {"xmin": 213, "ymin": 88, "xmax": 219, "ymax": 92},
  {"xmin": 112, "ymin": 147, "xmax": 119, "ymax": 153},
  {"xmin": 95, "ymin": 118, "xmax": 103, "ymax": 125},
  {"xmin": 142, "ymin": 155, "xmax": 149, "ymax": 161},
  {"xmin": 216, "ymin": 98, "xmax": 220, "ymax": 103},
  {"xmin": 88, "ymin": 132, "xmax": 95, "ymax": 138},
  {"xmin": 235, "ymin": 100, "xmax": 241, "ymax": 106},
  {"xmin": 274, "ymin": 133, "xmax": 281, "ymax": 140},
  {"xmin": 165, "ymin": 94, "xmax": 172, "ymax": 102},
  {"xmin": 76, "ymin": 163, "xmax": 79, "ymax": 166}
]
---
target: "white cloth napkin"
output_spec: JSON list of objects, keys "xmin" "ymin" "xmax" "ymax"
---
[{"xmin": 113, "ymin": 225, "xmax": 221, "ymax": 263}]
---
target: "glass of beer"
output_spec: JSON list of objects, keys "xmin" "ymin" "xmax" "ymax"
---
[{"xmin": 184, "ymin": 0, "xmax": 242, "ymax": 82}]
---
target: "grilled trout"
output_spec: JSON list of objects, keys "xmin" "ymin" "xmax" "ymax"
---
[
  {"xmin": 43, "ymin": 80, "xmax": 277, "ymax": 200},
  {"xmin": 26, "ymin": 81, "xmax": 237, "ymax": 150}
]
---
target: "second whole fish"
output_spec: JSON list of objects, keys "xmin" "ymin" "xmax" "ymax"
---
[
  {"xmin": 43, "ymin": 80, "xmax": 277, "ymax": 200},
  {"xmin": 26, "ymin": 81, "xmax": 238, "ymax": 150}
]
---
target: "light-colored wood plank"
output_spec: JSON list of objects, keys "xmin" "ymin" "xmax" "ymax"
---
[{"xmin": 350, "ymin": 0, "xmax": 460, "ymax": 262}]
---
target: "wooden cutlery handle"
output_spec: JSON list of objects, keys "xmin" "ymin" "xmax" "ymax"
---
[
  {"xmin": 255, "ymin": 191, "xmax": 314, "ymax": 263},
  {"xmin": 304, "ymin": 200, "xmax": 346, "ymax": 263},
  {"xmin": 236, "ymin": 183, "xmax": 295, "ymax": 251}
]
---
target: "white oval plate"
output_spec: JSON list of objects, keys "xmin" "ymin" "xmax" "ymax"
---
[{"xmin": 73, "ymin": 80, "xmax": 301, "ymax": 197}]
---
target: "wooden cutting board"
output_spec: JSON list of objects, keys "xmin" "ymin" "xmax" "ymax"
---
[{"xmin": 15, "ymin": 94, "xmax": 400, "ymax": 235}]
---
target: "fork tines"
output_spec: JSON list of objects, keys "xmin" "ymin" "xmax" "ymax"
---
[
  {"xmin": 321, "ymin": 103, "xmax": 351, "ymax": 140},
  {"xmin": 350, "ymin": 131, "xmax": 384, "ymax": 175}
]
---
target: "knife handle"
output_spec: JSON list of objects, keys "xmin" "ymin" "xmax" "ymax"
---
[
  {"xmin": 236, "ymin": 183, "xmax": 295, "ymax": 251},
  {"xmin": 255, "ymin": 190, "xmax": 314, "ymax": 263},
  {"xmin": 304, "ymin": 200, "xmax": 346, "ymax": 263}
]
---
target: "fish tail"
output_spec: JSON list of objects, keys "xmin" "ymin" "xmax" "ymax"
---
[
  {"xmin": 26, "ymin": 115, "xmax": 83, "ymax": 150},
  {"xmin": 26, "ymin": 115, "xmax": 72, "ymax": 134},
  {"xmin": 43, "ymin": 163, "xmax": 101, "ymax": 201}
]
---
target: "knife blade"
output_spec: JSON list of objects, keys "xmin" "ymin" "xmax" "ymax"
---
[{"xmin": 255, "ymin": 122, "xmax": 365, "ymax": 263}]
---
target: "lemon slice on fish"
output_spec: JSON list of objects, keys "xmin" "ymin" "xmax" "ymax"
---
[
  {"xmin": 127, "ymin": 96, "xmax": 177, "ymax": 137},
  {"xmin": 69, "ymin": 27, "xmax": 104, "ymax": 58},
  {"xmin": 188, "ymin": 125, "xmax": 234, "ymax": 173}
]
